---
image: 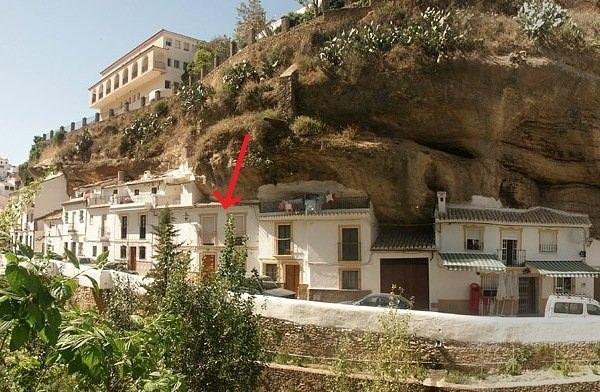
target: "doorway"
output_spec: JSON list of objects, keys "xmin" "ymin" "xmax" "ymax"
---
[
  {"xmin": 502, "ymin": 239, "xmax": 519, "ymax": 266},
  {"xmin": 518, "ymin": 277, "xmax": 537, "ymax": 315},
  {"xmin": 380, "ymin": 258, "xmax": 430, "ymax": 310},
  {"xmin": 129, "ymin": 246, "xmax": 137, "ymax": 271},
  {"xmin": 284, "ymin": 264, "xmax": 300, "ymax": 295},
  {"xmin": 201, "ymin": 254, "xmax": 216, "ymax": 277}
]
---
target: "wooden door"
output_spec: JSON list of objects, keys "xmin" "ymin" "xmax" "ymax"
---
[
  {"xmin": 202, "ymin": 254, "xmax": 216, "ymax": 277},
  {"xmin": 380, "ymin": 258, "xmax": 430, "ymax": 310},
  {"xmin": 284, "ymin": 264, "xmax": 300, "ymax": 294},
  {"xmin": 129, "ymin": 246, "xmax": 137, "ymax": 271}
]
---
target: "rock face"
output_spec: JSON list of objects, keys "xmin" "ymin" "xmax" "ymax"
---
[{"xmin": 290, "ymin": 56, "xmax": 600, "ymax": 235}]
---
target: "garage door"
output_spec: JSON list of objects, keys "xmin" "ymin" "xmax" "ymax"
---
[{"xmin": 380, "ymin": 258, "xmax": 429, "ymax": 310}]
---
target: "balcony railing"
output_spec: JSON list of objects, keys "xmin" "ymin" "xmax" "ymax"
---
[
  {"xmin": 498, "ymin": 249, "xmax": 526, "ymax": 267},
  {"xmin": 539, "ymin": 243, "xmax": 558, "ymax": 253},
  {"xmin": 88, "ymin": 195, "xmax": 110, "ymax": 206},
  {"xmin": 338, "ymin": 242, "xmax": 361, "ymax": 262},
  {"xmin": 260, "ymin": 196, "xmax": 370, "ymax": 214},
  {"xmin": 156, "ymin": 195, "xmax": 181, "ymax": 206}
]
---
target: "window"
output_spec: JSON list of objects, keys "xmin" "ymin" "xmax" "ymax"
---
[
  {"xmin": 555, "ymin": 277, "xmax": 574, "ymax": 294},
  {"xmin": 151, "ymin": 187, "xmax": 158, "ymax": 194},
  {"xmin": 276, "ymin": 224, "xmax": 292, "ymax": 256},
  {"xmin": 64, "ymin": 211, "xmax": 68, "ymax": 223},
  {"xmin": 102, "ymin": 245, "xmax": 109, "ymax": 254},
  {"xmin": 92, "ymin": 246, "xmax": 97, "ymax": 257},
  {"xmin": 588, "ymin": 304, "xmax": 600, "ymax": 316},
  {"xmin": 201, "ymin": 215, "xmax": 216, "ymax": 245},
  {"xmin": 140, "ymin": 215, "xmax": 146, "ymax": 239},
  {"xmin": 230, "ymin": 214, "xmax": 246, "ymax": 236},
  {"xmin": 165, "ymin": 39, "xmax": 172, "ymax": 47},
  {"xmin": 101, "ymin": 214, "xmax": 107, "ymax": 237},
  {"xmin": 113, "ymin": 189, "xmax": 118, "ymax": 195},
  {"xmin": 174, "ymin": 60, "xmax": 180, "ymax": 69},
  {"xmin": 64, "ymin": 242, "xmax": 68, "ymax": 251},
  {"xmin": 120, "ymin": 245, "xmax": 127, "ymax": 259},
  {"xmin": 78, "ymin": 243, "xmax": 83, "ymax": 256},
  {"xmin": 165, "ymin": 80, "xmax": 171, "ymax": 89},
  {"xmin": 481, "ymin": 274, "xmax": 499, "ymax": 297},
  {"xmin": 539, "ymin": 230, "xmax": 558, "ymax": 253},
  {"xmin": 79, "ymin": 210, "xmax": 84, "ymax": 223},
  {"xmin": 183, "ymin": 42, "xmax": 190, "ymax": 51},
  {"xmin": 70, "ymin": 242, "xmax": 76, "ymax": 254},
  {"xmin": 340, "ymin": 227, "xmax": 360, "ymax": 261},
  {"xmin": 121, "ymin": 216, "xmax": 128, "ymax": 239},
  {"xmin": 465, "ymin": 227, "xmax": 483, "ymax": 251},
  {"xmin": 139, "ymin": 246, "xmax": 146, "ymax": 260},
  {"xmin": 554, "ymin": 302, "xmax": 583, "ymax": 315},
  {"xmin": 134, "ymin": 189, "xmax": 140, "ymax": 196},
  {"xmin": 122, "ymin": 69, "xmax": 129, "ymax": 84},
  {"xmin": 71, "ymin": 212, "xmax": 76, "ymax": 225},
  {"xmin": 167, "ymin": 58, "xmax": 172, "ymax": 67},
  {"xmin": 265, "ymin": 264, "xmax": 278, "ymax": 281},
  {"xmin": 132, "ymin": 63, "xmax": 138, "ymax": 78},
  {"xmin": 174, "ymin": 40, "xmax": 181, "ymax": 49},
  {"xmin": 341, "ymin": 270, "xmax": 360, "ymax": 290}
]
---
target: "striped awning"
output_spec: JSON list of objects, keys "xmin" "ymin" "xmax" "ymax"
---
[
  {"xmin": 526, "ymin": 261, "xmax": 600, "ymax": 278},
  {"xmin": 440, "ymin": 253, "xmax": 506, "ymax": 272}
]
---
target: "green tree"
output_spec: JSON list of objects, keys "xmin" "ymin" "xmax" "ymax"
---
[
  {"xmin": 235, "ymin": 0, "xmax": 267, "ymax": 46},
  {"xmin": 145, "ymin": 208, "xmax": 182, "ymax": 309},
  {"xmin": 216, "ymin": 215, "xmax": 249, "ymax": 289},
  {"xmin": 184, "ymin": 45, "xmax": 214, "ymax": 83}
]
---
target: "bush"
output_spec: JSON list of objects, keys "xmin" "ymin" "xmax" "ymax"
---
[
  {"xmin": 516, "ymin": 0, "xmax": 568, "ymax": 41},
  {"xmin": 119, "ymin": 112, "xmax": 171, "ymax": 156},
  {"xmin": 153, "ymin": 100, "xmax": 169, "ymax": 117},
  {"xmin": 28, "ymin": 136, "xmax": 45, "ymax": 161},
  {"xmin": 237, "ymin": 82, "xmax": 275, "ymax": 112},
  {"xmin": 291, "ymin": 115, "xmax": 325, "ymax": 137},
  {"xmin": 177, "ymin": 83, "xmax": 214, "ymax": 115},
  {"xmin": 74, "ymin": 130, "xmax": 93, "ymax": 161},
  {"xmin": 53, "ymin": 129, "xmax": 66, "ymax": 144},
  {"xmin": 223, "ymin": 60, "xmax": 259, "ymax": 93}
]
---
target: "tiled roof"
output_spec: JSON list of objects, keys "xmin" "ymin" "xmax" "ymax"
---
[
  {"xmin": 526, "ymin": 261, "xmax": 600, "ymax": 278},
  {"xmin": 371, "ymin": 226, "xmax": 435, "ymax": 251},
  {"xmin": 438, "ymin": 206, "xmax": 591, "ymax": 226},
  {"xmin": 440, "ymin": 253, "xmax": 506, "ymax": 272}
]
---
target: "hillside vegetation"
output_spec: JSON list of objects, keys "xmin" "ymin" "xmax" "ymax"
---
[{"xmin": 27, "ymin": 0, "xmax": 600, "ymax": 234}]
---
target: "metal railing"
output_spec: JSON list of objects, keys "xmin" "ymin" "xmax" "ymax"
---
[
  {"xmin": 338, "ymin": 242, "xmax": 361, "ymax": 262},
  {"xmin": 498, "ymin": 249, "xmax": 526, "ymax": 267},
  {"xmin": 539, "ymin": 243, "xmax": 558, "ymax": 253},
  {"xmin": 88, "ymin": 195, "xmax": 110, "ymax": 206},
  {"xmin": 259, "ymin": 196, "xmax": 369, "ymax": 214}
]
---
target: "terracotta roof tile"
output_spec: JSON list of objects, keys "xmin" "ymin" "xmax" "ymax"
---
[
  {"xmin": 371, "ymin": 226, "xmax": 435, "ymax": 251},
  {"xmin": 438, "ymin": 206, "xmax": 590, "ymax": 226}
]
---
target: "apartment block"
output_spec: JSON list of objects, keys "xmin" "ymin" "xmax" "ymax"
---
[{"xmin": 89, "ymin": 29, "xmax": 201, "ymax": 119}]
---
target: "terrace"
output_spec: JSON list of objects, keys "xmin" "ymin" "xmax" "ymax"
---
[{"xmin": 259, "ymin": 195, "xmax": 370, "ymax": 215}]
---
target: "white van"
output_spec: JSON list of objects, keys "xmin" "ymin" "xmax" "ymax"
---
[{"xmin": 545, "ymin": 295, "xmax": 600, "ymax": 318}]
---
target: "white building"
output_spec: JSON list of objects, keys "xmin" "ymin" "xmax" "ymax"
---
[
  {"xmin": 430, "ymin": 192, "xmax": 598, "ymax": 316},
  {"xmin": 13, "ymin": 172, "xmax": 69, "ymax": 253},
  {"xmin": 89, "ymin": 29, "xmax": 201, "ymax": 119},
  {"xmin": 0, "ymin": 156, "xmax": 18, "ymax": 210}
]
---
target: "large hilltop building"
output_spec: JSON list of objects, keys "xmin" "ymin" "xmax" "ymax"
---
[
  {"xmin": 89, "ymin": 29, "xmax": 201, "ymax": 119},
  {"xmin": 0, "ymin": 157, "xmax": 18, "ymax": 209}
]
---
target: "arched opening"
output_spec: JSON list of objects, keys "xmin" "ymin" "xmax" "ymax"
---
[
  {"xmin": 114, "ymin": 74, "xmax": 120, "ymax": 89},
  {"xmin": 98, "ymin": 85, "xmax": 104, "ymax": 99},
  {"xmin": 122, "ymin": 68, "xmax": 129, "ymax": 84},
  {"xmin": 106, "ymin": 79, "xmax": 112, "ymax": 94},
  {"xmin": 141, "ymin": 56, "xmax": 149, "ymax": 73},
  {"xmin": 131, "ymin": 62, "xmax": 138, "ymax": 79}
]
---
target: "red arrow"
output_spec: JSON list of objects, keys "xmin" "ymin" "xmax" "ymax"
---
[{"xmin": 213, "ymin": 133, "xmax": 251, "ymax": 209}]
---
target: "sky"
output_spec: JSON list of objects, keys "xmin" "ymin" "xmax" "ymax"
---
[{"xmin": 0, "ymin": 0, "xmax": 298, "ymax": 166}]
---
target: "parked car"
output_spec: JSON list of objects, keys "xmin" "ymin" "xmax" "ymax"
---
[
  {"xmin": 244, "ymin": 275, "xmax": 296, "ymax": 299},
  {"xmin": 545, "ymin": 294, "xmax": 600, "ymax": 318},
  {"xmin": 343, "ymin": 293, "xmax": 412, "ymax": 309}
]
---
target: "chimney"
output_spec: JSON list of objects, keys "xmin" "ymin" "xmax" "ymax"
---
[
  {"xmin": 117, "ymin": 171, "xmax": 125, "ymax": 185},
  {"xmin": 437, "ymin": 191, "xmax": 447, "ymax": 215}
]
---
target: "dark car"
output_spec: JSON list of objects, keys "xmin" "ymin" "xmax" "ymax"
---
[
  {"xmin": 344, "ymin": 293, "xmax": 412, "ymax": 309},
  {"xmin": 246, "ymin": 276, "xmax": 296, "ymax": 299}
]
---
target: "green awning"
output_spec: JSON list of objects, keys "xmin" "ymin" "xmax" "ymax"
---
[
  {"xmin": 526, "ymin": 261, "xmax": 600, "ymax": 278},
  {"xmin": 440, "ymin": 253, "xmax": 506, "ymax": 272}
]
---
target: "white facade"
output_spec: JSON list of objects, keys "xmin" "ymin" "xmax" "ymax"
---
[
  {"xmin": 89, "ymin": 29, "xmax": 201, "ymax": 119},
  {"xmin": 431, "ymin": 192, "xmax": 598, "ymax": 316}
]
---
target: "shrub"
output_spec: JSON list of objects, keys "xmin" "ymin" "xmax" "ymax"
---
[
  {"xmin": 291, "ymin": 115, "xmax": 325, "ymax": 137},
  {"xmin": 28, "ymin": 136, "xmax": 45, "ymax": 161},
  {"xmin": 53, "ymin": 129, "xmax": 66, "ymax": 144},
  {"xmin": 288, "ymin": 10, "xmax": 314, "ymax": 27},
  {"xmin": 237, "ymin": 82, "xmax": 275, "ymax": 112},
  {"xmin": 119, "ymin": 112, "xmax": 170, "ymax": 156},
  {"xmin": 516, "ymin": 0, "xmax": 568, "ymax": 41},
  {"xmin": 258, "ymin": 54, "xmax": 281, "ymax": 80},
  {"xmin": 499, "ymin": 346, "xmax": 532, "ymax": 376},
  {"xmin": 74, "ymin": 130, "xmax": 93, "ymax": 161},
  {"xmin": 153, "ymin": 100, "xmax": 169, "ymax": 117},
  {"xmin": 223, "ymin": 60, "xmax": 259, "ymax": 93},
  {"xmin": 406, "ymin": 7, "xmax": 469, "ymax": 63},
  {"xmin": 177, "ymin": 83, "xmax": 214, "ymax": 114}
]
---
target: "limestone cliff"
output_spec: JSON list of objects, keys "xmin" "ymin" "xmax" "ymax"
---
[{"xmin": 30, "ymin": 1, "xmax": 600, "ymax": 235}]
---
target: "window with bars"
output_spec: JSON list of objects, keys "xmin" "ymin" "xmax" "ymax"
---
[
  {"xmin": 230, "ymin": 214, "xmax": 246, "ymax": 244},
  {"xmin": 92, "ymin": 246, "xmax": 97, "ymax": 257},
  {"xmin": 539, "ymin": 230, "xmax": 558, "ymax": 253},
  {"xmin": 339, "ymin": 227, "xmax": 360, "ymax": 261},
  {"xmin": 276, "ymin": 224, "xmax": 291, "ymax": 256},
  {"xmin": 140, "ymin": 215, "xmax": 147, "ymax": 240},
  {"xmin": 480, "ymin": 274, "xmax": 499, "ymax": 297},
  {"xmin": 120, "ymin": 245, "xmax": 127, "ymax": 259},
  {"xmin": 555, "ymin": 277, "xmax": 574, "ymax": 294},
  {"xmin": 265, "ymin": 264, "xmax": 278, "ymax": 281},
  {"xmin": 139, "ymin": 246, "xmax": 146, "ymax": 260},
  {"xmin": 121, "ymin": 216, "xmax": 127, "ymax": 239},
  {"xmin": 341, "ymin": 270, "xmax": 360, "ymax": 290}
]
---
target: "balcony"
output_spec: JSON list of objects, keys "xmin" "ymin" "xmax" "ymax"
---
[
  {"xmin": 89, "ymin": 46, "xmax": 168, "ymax": 109},
  {"xmin": 88, "ymin": 195, "xmax": 110, "ymax": 207},
  {"xmin": 110, "ymin": 194, "xmax": 155, "ymax": 212},
  {"xmin": 498, "ymin": 249, "xmax": 526, "ymax": 267},
  {"xmin": 259, "ymin": 196, "xmax": 370, "ymax": 215}
]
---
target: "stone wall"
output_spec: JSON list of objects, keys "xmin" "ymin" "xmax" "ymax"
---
[
  {"xmin": 309, "ymin": 288, "xmax": 371, "ymax": 302},
  {"xmin": 260, "ymin": 318, "xmax": 600, "ymax": 371}
]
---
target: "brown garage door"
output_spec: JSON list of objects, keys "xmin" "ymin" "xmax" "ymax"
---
[{"xmin": 380, "ymin": 258, "xmax": 429, "ymax": 310}]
